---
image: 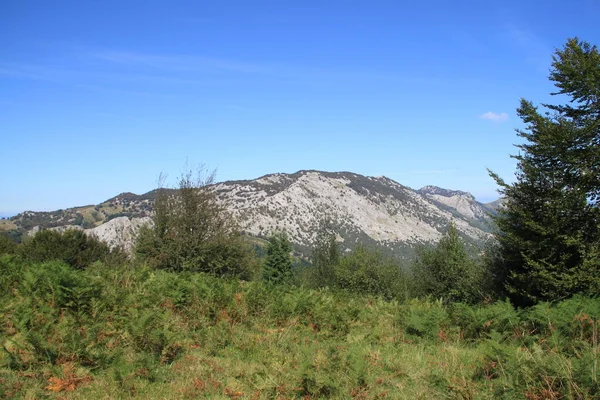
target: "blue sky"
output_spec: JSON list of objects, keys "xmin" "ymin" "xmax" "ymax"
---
[{"xmin": 1, "ymin": 0, "xmax": 599, "ymax": 216}]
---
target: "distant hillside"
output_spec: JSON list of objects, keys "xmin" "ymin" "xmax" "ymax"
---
[
  {"xmin": 3, "ymin": 170, "xmax": 497, "ymax": 258},
  {"xmin": 417, "ymin": 185, "xmax": 496, "ymax": 232},
  {"xmin": 483, "ymin": 197, "xmax": 505, "ymax": 212}
]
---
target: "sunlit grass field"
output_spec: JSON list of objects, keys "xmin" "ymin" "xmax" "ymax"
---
[{"xmin": 1, "ymin": 256, "xmax": 598, "ymax": 399}]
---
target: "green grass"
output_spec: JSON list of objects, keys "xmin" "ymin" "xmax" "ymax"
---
[{"xmin": 1, "ymin": 256, "xmax": 598, "ymax": 399}]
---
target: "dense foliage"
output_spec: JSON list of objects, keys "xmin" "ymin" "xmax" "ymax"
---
[
  {"xmin": 262, "ymin": 232, "xmax": 293, "ymax": 284},
  {"xmin": 0, "ymin": 233, "xmax": 17, "ymax": 255},
  {"xmin": 135, "ymin": 168, "xmax": 256, "ymax": 279},
  {"xmin": 411, "ymin": 224, "xmax": 483, "ymax": 304},
  {"xmin": 18, "ymin": 229, "xmax": 120, "ymax": 269},
  {"xmin": 335, "ymin": 245, "xmax": 406, "ymax": 301},
  {"xmin": 297, "ymin": 226, "xmax": 409, "ymax": 300},
  {"xmin": 489, "ymin": 38, "xmax": 600, "ymax": 305}
]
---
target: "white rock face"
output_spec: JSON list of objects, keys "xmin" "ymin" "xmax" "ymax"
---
[
  {"xmin": 85, "ymin": 216, "xmax": 152, "ymax": 251},
  {"xmin": 426, "ymin": 193, "xmax": 488, "ymax": 221},
  {"xmin": 22, "ymin": 171, "xmax": 494, "ymax": 256},
  {"xmin": 214, "ymin": 171, "xmax": 490, "ymax": 249},
  {"xmin": 418, "ymin": 185, "xmax": 491, "ymax": 222}
]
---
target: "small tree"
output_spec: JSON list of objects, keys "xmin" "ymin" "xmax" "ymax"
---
[
  {"xmin": 310, "ymin": 222, "xmax": 340, "ymax": 288},
  {"xmin": 336, "ymin": 245, "xmax": 405, "ymax": 300},
  {"xmin": 136, "ymin": 165, "xmax": 256, "ymax": 278},
  {"xmin": 262, "ymin": 232, "xmax": 293, "ymax": 284},
  {"xmin": 411, "ymin": 223, "xmax": 481, "ymax": 303}
]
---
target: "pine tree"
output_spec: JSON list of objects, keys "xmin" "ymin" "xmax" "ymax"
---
[
  {"xmin": 262, "ymin": 232, "xmax": 293, "ymax": 284},
  {"xmin": 489, "ymin": 38, "xmax": 600, "ymax": 305}
]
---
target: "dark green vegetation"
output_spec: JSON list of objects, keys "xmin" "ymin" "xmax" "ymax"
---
[
  {"xmin": 489, "ymin": 38, "xmax": 600, "ymax": 306},
  {"xmin": 412, "ymin": 224, "xmax": 483, "ymax": 304},
  {"xmin": 135, "ymin": 169, "xmax": 256, "ymax": 279},
  {"xmin": 262, "ymin": 232, "xmax": 293, "ymax": 284},
  {"xmin": 17, "ymin": 229, "xmax": 127, "ymax": 270},
  {"xmin": 301, "ymin": 224, "xmax": 408, "ymax": 302},
  {"xmin": 1, "ymin": 38, "xmax": 599, "ymax": 398}
]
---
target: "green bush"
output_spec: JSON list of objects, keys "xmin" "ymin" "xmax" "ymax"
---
[
  {"xmin": 303, "ymin": 228, "xmax": 406, "ymax": 300},
  {"xmin": 308, "ymin": 223, "xmax": 340, "ymax": 288},
  {"xmin": 335, "ymin": 245, "xmax": 406, "ymax": 300},
  {"xmin": 19, "ymin": 229, "xmax": 112, "ymax": 269},
  {"xmin": 411, "ymin": 223, "xmax": 483, "ymax": 303},
  {"xmin": 136, "ymin": 167, "xmax": 257, "ymax": 278},
  {"xmin": 450, "ymin": 300, "xmax": 519, "ymax": 340},
  {"xmin": 0, "ymin": 255, "xmax": 26, "ymax": 312},
  {"xmin": 401, "ymin": 298, "xmax": 450, "ymax": 339},
  {"xmin": 0, "ymin": 233, "xmax": 17, "ymax": 255}
]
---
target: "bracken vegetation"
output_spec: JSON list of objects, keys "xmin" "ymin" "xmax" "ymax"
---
[{"xmin": 1, "ymin": 255, "xmax": 599, "ymax": 399}]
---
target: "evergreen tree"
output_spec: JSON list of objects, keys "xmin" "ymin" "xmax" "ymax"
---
[
  {"xmin": 262, "ymin": 232, "xmax": 293, "ymax": 284},
  {"xmin": 489, "ymin": 38, "xmax": 600, "ymax": 305},
  {"xmin": 411, "ymin": 223, "xmax": 480, "ymax": 303}
]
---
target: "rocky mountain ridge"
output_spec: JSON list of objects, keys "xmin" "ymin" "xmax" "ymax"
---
[{"xmin": 2, "ymin": 170, "xmax": 498, "ymax": 258}]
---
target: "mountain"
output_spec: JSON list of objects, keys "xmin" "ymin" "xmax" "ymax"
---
[
  {"xmin": 417, "ymin": 185, "xmax": 496, "ymax": 232},
  {"xmin": 483, "ymin": 198, "xmax": 505, "ymax": 212},
  {"xmin": 2, "ymin": 170, "xmax": 497, "ymax": 258}
]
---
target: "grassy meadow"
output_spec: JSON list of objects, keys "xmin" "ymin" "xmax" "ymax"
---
[{"xmin": 1, "ymin": 255, "xmax": 598, "ymax": 399}]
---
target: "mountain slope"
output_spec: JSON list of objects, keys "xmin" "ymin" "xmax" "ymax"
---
[
  {"xmin": 3, "ymin": 170, "xmax": 496, "ymax": 258},
  {"xmin": 417, "ymin": 185, "xmax": 495, "ymax": 231}
]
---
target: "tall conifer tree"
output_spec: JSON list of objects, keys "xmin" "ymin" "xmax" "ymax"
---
[{"xmin": 490, "ymin": 38, "xmax": 600, "ymax": 305}]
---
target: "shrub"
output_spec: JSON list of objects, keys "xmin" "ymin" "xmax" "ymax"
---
[
  {"xmin": 19, "ymin": 229, "xmax": 111, "ymax": 269},
  {"xmin": 0, "ymin": 233, "xmax": 17, "ymax": 255},
  {"xmin": 18, "ymin": 260, "xmax": 102, "ymax": 313},
  {"xmin": 450, "ymin": 300, "xmax": 518, "ymax": 340},
  {"xmin": 136, "ymin": 166, "xmax": 257, "ymax": 278},
  {"xmin": 335, "ymin": 245, "xmax": 406, "ymax": 300},
  {"xmin": 0, "ymin": 255, "xmax": 25, "ymax": 299},
  {"xmin": 411, "ymin": 223, "xmax": 482, "ymax": 303},
  {"xmin": 401, "ymin": 298, "xmax": 449, "ymax": 339}
]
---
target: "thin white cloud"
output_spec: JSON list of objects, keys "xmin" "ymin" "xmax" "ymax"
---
[
  {"xmin": 92, "ymin": 50, "xmax": 288, "ymax": 75},
  {"xmin": 90, "ymin": 49, "xmax": 418, "ymax": 83},
  {"xmin": 480, "ymin": 111, "xmax": 508, "ymax": 122}
]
